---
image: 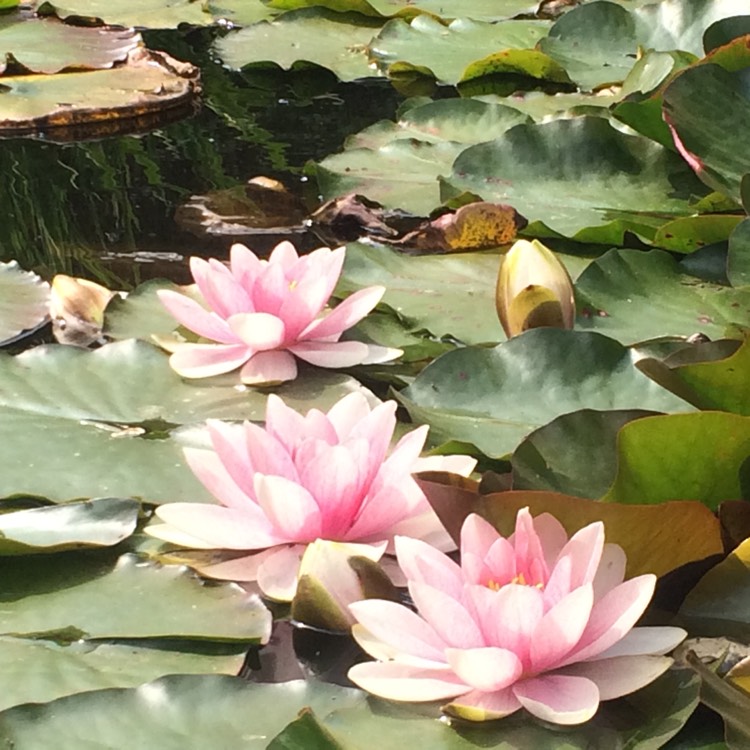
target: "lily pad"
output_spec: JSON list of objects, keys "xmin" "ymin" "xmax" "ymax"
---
[
  {"xmin": 37, "ymin": 0, "xmax": 214, "ymax": 28},
  {"xmin": 511, "ymin": 409, "xmax": 658, "ymax": 498},
  {"xmin": 0, "ymin": 260, "xmax": 49, "ymax": 346},
  {"xmin": 575, "ymin": 248, "xmax": 750, "ymax": 345},
  {"xmin": 728, "ymin": 217, "xmax": 750, "ymax": 288},
  {"xmin": 0, "ymin": 497, "xmax": 139, "ymax": 554},
  {"xmin": 603, "ymin": 412, "xmax": 750, "ymax": 509},
  {"xmin": 662, "ymin": 64, "xmax": 750, "ymax": 202},
  {"xmin": 0, "ymin": 48, "xmax": 200, "ymax": 139},
  {"xmin": 652, "ymin": 215, "xmax": 743, "ymax": 254},
  {"xmin": 0, "ymin": 636, "xmax": 247, "ymax": 712},
  {"xmin": 399, "ymin": 328, "xmax": 692, "ymax": 458},
  {"xmin": 444, "ymin": 117, "xmax": 705, "ymax": 243},
  {"xmin": 214, "ymin": 8, "xmax": 382, "ymax": 82},
  {"xmin": 0, "ymin": 552, "xmax": 271, "ymax": 642},
  {"xmin": 369, "ymin": 16, "xmax": 552, "ymax": 86},
  {"xmin": 0, "ymin": 13, "xmax": 139, "ymax": 74}
]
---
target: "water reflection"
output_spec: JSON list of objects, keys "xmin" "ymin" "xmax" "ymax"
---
[{"xmin": 0, "ymin": 26, "xmax": 400, "ymax": 286}]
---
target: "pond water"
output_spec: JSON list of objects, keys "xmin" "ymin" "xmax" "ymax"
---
[{"xmin": 0, "ymin": 26, "xmax": 401, "ymax": 286}]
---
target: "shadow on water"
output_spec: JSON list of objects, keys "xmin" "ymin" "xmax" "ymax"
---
[{"xmin": 0, "ymin": 25, "xmax": 401, "ymax": 286}]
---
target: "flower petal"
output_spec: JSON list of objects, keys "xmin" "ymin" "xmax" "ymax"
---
[
  {"xmin": 445, "ymin": 647, "xmax": 523, "ymax": 692},
  {"xmin": 190, "ymin": 256, "xmax": 252, "ymax": 318},
  {"xmin": 169, "ymin": 343, "xmax": 251, "ymax": 378},
  {"xmin": 592, "ymin": 543, "xmax": 627, "ymax": 600},
  {"xmin": 409, "ymin": 581, "xmax": 484, "ymax": 649},
  {"xmin": 240, "ymin": 350, "xmax": 298, "ymax": 385},
  {"xmin": 594, "ymin": 626, "xmax": 686, "ymax": 659},
  {"xmin": 394, "ymin": 535, "xmax": 463, "ymax": 598},
  {"xmin": 257, "ymin": 544, "xmax": 305, "ymax": 601},
  {"xmin": 559, "ymin": 655, "xmax": 674, "ymax": 700},
  {"xmin": 183, "ymin": 446, "xmax": 256, "ymax": 511},
  {"xmin": 227, "ymin": 312, "xmax": 286, "ymax": 350},
  {"xmin": 348, "ymin": 661, "xmax": 467, "ymax": 702},
  {"xmin": 157, "ymin": 289, "xmax": 236, "ymax": 343},
  {"xmin": 288, "ymin": 340, "xmax": 371, "ymax": 368},
  {"xmin": 513, "ymin": 674, "xmax": 600, "ymax": 725},
  {"xmin": 444, "ymin": 687, "xmax": 522, "ymax": 722},
  {"xmin": 254, "ymin": 474, "xmax": 323, "ymax": 541},
  {"xmin": 350, "ymin": 599, "xmax": 447, "ymax": 661},
  {"xmin": 301, "ymin": 286, "xmax": 385, "ymax": 340}
]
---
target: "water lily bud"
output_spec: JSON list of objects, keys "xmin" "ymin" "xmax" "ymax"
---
[
  {"xmin": 291, "ymin": 540, "xmax": 398, "ymax": 632},
  {"xmin": 49, "ymin": 275, "xmax": 115, "ymax": 347},
  {"xmin": 496, "ymin": 239, "xmax": 575, "ymax": 338}
]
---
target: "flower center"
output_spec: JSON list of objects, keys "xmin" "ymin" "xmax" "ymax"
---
[{"xmin": 486, "ymin": 573, "xmax": 544, "ymax": 591}]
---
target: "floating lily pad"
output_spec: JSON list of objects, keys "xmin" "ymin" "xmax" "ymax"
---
[
  {"xmin": 214, "ymin": 8, "xmax": 382, "ymax": 82},
  {"xmin": 369, "ymin": 16, "xmax": 551, "ymax": 86},
  {"xmin": 0, "ymin": 553, "xmax": 272, "ymax": 641},
  {"xmin": 444, "ymin": 117, "xmax": 705, "ymax": 243},
  {"xmin": 728, "ymin": 217, "xmax": 750, "ymax": 287},
  {"xmin": 345, "ymin": 98, "xmax": 531, "ymax": 149},
  {"xmin": 652, "ymin": 215, "xmax": 743, "ymax": 254},
  {"xmin": 510, "ymin": 409, "xmax": 658, "ymax": 498},
  {"xmin": 399, "ymin": 328, "xmax": 692, "ymax": 458},
  {"xmin": 0, "ymin": 260, "xmax": 49, "ymax": 346},
  {"xmin": 37, "ymin": 0, "xmax": 214, "ymax": 29},
  {"xmin": 208, "ymin": 0, "xmax": 275, "ymax": 26},
  {"xmin": 0, "ymin": 497, "xmax": 139, "ymax": 554},
  {"xmin": 0, "ymin": 636, "xmax": 247, "ymax": 712},
  {"xmin": 603, "ymin": 412, "xmax": 750, "ymax": 509},
  {"xmin": 0, "ymin": 13, "xmax": 139, "ymax": 74},
  {"xmin": 575, "ymin": 248, "xmax": 750, "ymax": 344},
  {"xmin": 0, "ymin": 48, "xmax": 200, "ymax": 138},
  {"xmin": 663, "ymin": 64, "xmax": 750, "ymax": 202}
]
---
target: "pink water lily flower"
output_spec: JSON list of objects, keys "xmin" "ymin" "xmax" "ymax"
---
[
  {"xmin": 146, "ymin": 392, "xmax": 476, "ymax": 601},
  {"xmin": 348, "ymin": 509, "xmax": 686, "ymax": 725},
  {"xmin": 158, "ymin": 241, "xmax": 398, "ymax": 385}
]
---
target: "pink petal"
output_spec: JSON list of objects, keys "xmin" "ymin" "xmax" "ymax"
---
[
  {"xmin": 185, "ymin": 548, "xmax": 277, "ymax": 582},
  {"xmin": 257, "ymin": 544, "xmax": 305, "ymax": 601},
  {"xmin": 511, "ymin": 508, "xmax": 549, "ymax": 588},
  {"xmin": 446, "ymin": 647, "xmax": 523, "ymax": 692},
  {"xmin": 254, "ymin": 474, "xmax": 323, "ymax": 541},
  {"xmin": 349, "ymin": 599, "xmax": 447, "ymax": 661},
  {"xmin": 409, "ymin": 581, "xmax": 484, "ymax": 649},
  {"xmin": 301, "ymin": 286, "xmax": 385, "ymax": 340},
  {"xmin": 513, "ymin": 674, "xmax": 600, "ymax": 725},
  {"xmin": 531, "ymin": 584, "xmax": 593, "ymax": 673},
  {"xmin": 552, "ymin": 521, "xmax": 604, "ymax": 590},
  {"xmin": 268, "ymin": 240, "xmax": 301, "ymax": 270},
  {"xmin": 382, "ymin": 426, "xmax": 429, "ymax": 477},
  {"xmin": 326, "ymin": 392, "xmax": 377, "ymax": 439},
  {"xmin": 386, "ymin": 509, "xmax": 455, "ymax": 552},
  {"xmin": 345, "ymin": 484, "xmax": 420, "ymax": 542},
  {"xmin": 145, "ymin": 522, "xmax": 218, "ymax": 549},
  {"xmin": 594, "ymin": 626, "xmax": 686, "ymax": 659},
  {"xmin": 190, "ymin": 257, "xmax": 252, "ymax": 317},
  {"xmin": 542, "ymin": 554, "xmax": 573, "ymax": 609},
  {"xmin": 348, "ymin": 661, "xmax": 467, "ymax": 702},
  {"xmin": 444, "ymin": 687, "xmax": 522, "ymax": 721},
  {"xmin": 461, "ymin": 514, "xmax": 504, "ymax": 585},
  {"xmin": 531, "ymin": 512, "xmax": 569, "ymax": 569},
  {"xmin": 157, "ymin": 289, "xmax": 237, "ymax": 343},
  {"xmin": 227, "ymin": 312, "xmax": 286, "ymax": 350},
  {"xmin": 561, "ymin": 575, "xmax": 656, "ymax": 665},
  {"xmin": 183, "ymin": 446, "xmax": 257, "ymax": 511},
  {"xmin": 252, "ymin": 261, "xmax": 288, "ymax": 316},
  {"xmin": 288, "ymin": 340, "xmax": 371, "ymax": 368},
  {"xmin": 240, "ymin": 350, "xmax": 298, "ymax": 384},
  {"xmin": 277, "ymin": 274, "xmax": 333, "ymax": 339},
  {"xmin": 229, "ymin": 243, "xmax": 263, "ymax": 295},
  {"xmin": 153, "ymin": 503, "xmax": 283, "ymax": 549},
  {"xmin": 592, "ymin": 543, "xmax": 627, "ymax": 600},
  {"xmin": 558, "ymin": 655, "xmax": 673, "ymax": 700},
  {"xmin": 394, "ymin": 535, "xmax": 463, "ymax": 597},
  {"xmin": 413, "ymin": 454, "xmax": 477, "ymax": 477},
  {"xmin": 169, "ymin": 344, "xmax": 251, "ymax": 378},
  {"xmin": 264, "ymin": 393, "xmax": 309, "ymax": 452}
]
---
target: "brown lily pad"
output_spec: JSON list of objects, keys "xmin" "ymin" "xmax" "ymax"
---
[{"xmin": 0, "ymin": 47, "xmax": 200, "ymax": 138}]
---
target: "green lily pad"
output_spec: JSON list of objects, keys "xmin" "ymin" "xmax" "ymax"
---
[
  {"xmin": 443, "ymin": 117, "xmax": 705, "ymax": 243},
  {"xmin": 0, "ymin": 669, "xmax": 700, "ymax": 750},
  {"xmin": 0, "ymin": 497, "xmax": 138, "ymax": 554},
  {"xmin": 369, "ymin": 16, "xmax": 551, "ymax": 86},
  {"xmin": 680, "ymin": 536, "xmax": 750, "ymax": 639},
  {"xmin": 728, "ymin": 217, "xmax": 750, "ymax": 287},
  {"xmin": 662, "ymin": 64, "xmax": 750, "ymax": 202},
  {"xmin": 511, "ymin": 409, "xmax": 658, "ymax": 498},
  {"xmin": 575, "ymin": 248, "xmax": 750, "ymax": 344},
  {"xmin": 603, "ymin": 412, "xmax": 750, "ymax": 509},
  {"xmin": 214, "ymin": 8, "xmax": 382, "ymax": 82},
  {"xmin": 37, "ymin": 0, "xmax": 214, "ymax": 28},
  {"xmin": 0, "ymin": 260, "xmax": 49, "ymax": 346},
  {"xmin": 104, "ymin": 279, "xmax": 184, "ymax": 341},
  {"xmin": 314, "ymin": 139, "xmax": 464, "ymax": 215},
  {"xmin": 208, "ymin": 0, "xmax": 275, "ymax": 26},
  {"xmin": 703, "ymin": 14, "xmax": 750, "ymax": 52},
  {"xmin": 488, "ymin": 90, "xmax": 620, "ymax": 121},
  {"xmin": 0, "ymin": 552, "xmax": 271, "ymax": 641},
  {"xmin": 652, "ymin": 215, "xmax": 743, "ymax": 254},
  {"xmin": 636, "ymin": 336, "xmax": 750, "ymax": 414},
  {"xmin": 0, "ymin": 48, "xmax": 200, "ymax": 139},
  {"xmin": 0, "ymin": 636, "xmax": 247, "ymax": 712},
  {"xmin": 399, "ymin": 328, "xmax": 692, "ymax": 458},
  {"xmin": 0, "ymin": 13, "xmax": 139, "ymax": 74},
  {"xmin": 345, "ymin": 98, "xmax": 531, "ymax": 150}
]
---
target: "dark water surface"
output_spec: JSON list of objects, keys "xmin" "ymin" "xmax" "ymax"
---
[{"xmin": 0, "ymin": 26, "xmax": 401, "ymax": 286}]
